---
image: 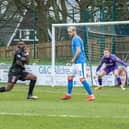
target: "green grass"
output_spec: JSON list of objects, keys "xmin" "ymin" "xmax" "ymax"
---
[{"xmin": 0, "ymin": 85, "xmax": 129, "ymax": 129}]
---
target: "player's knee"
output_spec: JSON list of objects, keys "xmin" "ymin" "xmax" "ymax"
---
[
  {"xmin": 114, "ymin": 74, "xmax": 117, "ymax": 77},
  {"xmin": 80, "ymin": 78, "xmax": 85, "ymax": 82},
  {"xmin": 67, "ymin": 76, "xmax": 73, "ymax": 81},
  {"xmin": 114, "ymin": 70, "xmax": 119, "ymax": 76},
  {"xmin": 6, "ymin": 85, "xmax": 14, "ymax": 91},
  {"xmin": 32, "ymin": 75, "xmax": 37, "ymax": 81},
  {"xmin": 98, "ymin": 75, "xmax": 102, "ymax": 79},
  {"xmin": 34, "ymin": 75, "xmax": 37, "ymax": 80}
]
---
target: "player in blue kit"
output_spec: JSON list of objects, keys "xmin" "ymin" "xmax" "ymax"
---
[
  {"xmin": 95, "ymin": 48, "xmax": 127, "ymax": 90},
  {"xmin": 61, "ymin": 26, "xmax": 95, "ymax": 101}
]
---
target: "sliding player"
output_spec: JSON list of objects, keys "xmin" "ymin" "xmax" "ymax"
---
[
  {"xmin": 95, "ymin": 48, "xmax": 127, "ymax": 90},
  {"xmin": 61, "ymin": 26, "xmax": 95, "ymax": 101},
  {"xmin": 0, "ymin": 41, "xmax": 38, "ymax": 99}
]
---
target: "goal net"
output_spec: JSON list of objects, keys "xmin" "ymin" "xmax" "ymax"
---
[{"xmin": 51, "ymin": 21, "xmax": 129, "ymax": 86}]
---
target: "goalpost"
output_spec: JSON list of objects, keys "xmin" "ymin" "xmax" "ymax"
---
[{"xmin": 51, "ymin": 21, "xmax": 129, "ymax": 87}]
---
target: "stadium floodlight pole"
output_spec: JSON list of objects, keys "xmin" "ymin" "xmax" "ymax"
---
[{"xmin": 51, "ymin": 25, "xmax": 56, "ymax": 87}]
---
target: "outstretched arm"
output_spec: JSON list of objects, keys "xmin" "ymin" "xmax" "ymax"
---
[
  {"xmin": 116, "ymin": 57, "xmax": 127, "ymax": 67},
  {"xmin": 96, "ymin": 58, "xmax": 104, "ymax": 72}
]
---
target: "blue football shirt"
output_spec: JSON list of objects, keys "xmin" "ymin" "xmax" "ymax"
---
[{"xmin": 72, "ymin": 35, "xmax": 86, "ymax": 64}]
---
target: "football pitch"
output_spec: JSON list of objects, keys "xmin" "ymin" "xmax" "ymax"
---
[{"xmin": 0, "ymin": 85, "xmax": 129, "ymax": 129}]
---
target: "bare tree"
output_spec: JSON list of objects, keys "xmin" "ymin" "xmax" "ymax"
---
[{"xmin": 0, "ymin": 0, "xmax": 129, "ymax": 45}]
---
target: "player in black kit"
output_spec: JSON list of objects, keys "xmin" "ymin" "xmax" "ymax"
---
[{"xmin": 0, "ymin": 41, "xmax": 38, "ymax": 99}]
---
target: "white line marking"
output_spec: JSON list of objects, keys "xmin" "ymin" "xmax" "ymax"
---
[
  {"xmin": 0, "ymin": 112, "xmax": 83, "ymax": 117},
  {"xmin": 0, "ymin": 112, "xmax": 129, "ymax": 118}
]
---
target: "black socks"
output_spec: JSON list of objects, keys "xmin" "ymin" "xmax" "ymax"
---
[{"xmin": 28, "ymin": 80, "xmax": 36, "ymax": 96}]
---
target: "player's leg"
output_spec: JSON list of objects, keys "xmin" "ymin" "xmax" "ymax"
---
[
  {"xmin": 67, "ymin": 75, "xmax": 74, "ymax": 95},
  {"xmin": 61, "ymin": 64, "xmax": 75, "ymax": 100},
  {"xmin": 78, "ymin": 64, "xmax": 95, "ymax": 101},
  {"xmin": 0, "ymin": 72, "xmax": 17, "ymax": 92},
  {"xmin": 114, "ymin": 69, "xmax": 121, "ymax": 85},
  {"xmin": 61, "ymin": 75, "xmax": 74, "ymax": 100},
  {"xmin": 95, "ymin": 70, "xmax": 106, "ymax": 90},
  {"xmin": 23, "ymin": 72, "xmax": 38, "ymax": 99},
  {"xmin": 119, "ymin": 68, "xmax": 127, "ymax": 86},
  {"xmin": 0, "ymin": 83, "xmax": 15, "ymax": 92},
  {"xmin": 80, "ymin": 77, "xmax": 95, "ymax": 101},
  {"xmin": 114, "ymin": 69, "xmax": 125, "ymax": 90}
]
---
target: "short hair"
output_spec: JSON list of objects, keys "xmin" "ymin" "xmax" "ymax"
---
[
  {"xmin": 17, "ymin": 41, "xmax": 25, "ymax": 48},
  {"xmin": 17, "ymin": 41, "xmax": 25, "ymax": 45},
  {"xmin": 67, "ymin": 26, "xmax": 76, "ymax": 32},
  {"xmin": 104, "ymin": 48, "xmax": 110, "ymax": 52}
]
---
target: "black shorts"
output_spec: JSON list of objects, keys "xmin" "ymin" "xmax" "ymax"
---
[{"xmin": 8, "ymin": 71, "xmax": 29, "ymax": 83}]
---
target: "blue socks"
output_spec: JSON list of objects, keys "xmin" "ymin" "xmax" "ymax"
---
[
  {"xmin": 82, "ymin": 80, "xmax": 93, "ymax": 96},
  {"xmin": 67, "ymin": 80, "xmax": 73, "ymax": 95},
  {"xmin": 67, "ymin": 79, "xmax": 93, "ymax": 96}
]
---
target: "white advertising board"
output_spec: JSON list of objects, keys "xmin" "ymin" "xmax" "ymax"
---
[{"xmin": 0, "ymin": 64, "xmax": 118, "ymax": 86}]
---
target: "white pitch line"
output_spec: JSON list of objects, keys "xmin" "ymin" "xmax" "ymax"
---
[
  {"xmin": 0, "ymin": 112, "xmax": 84, "ymax": 118},
  {"xmin": 0, "ymin": 112, "xmax": 129, "ymax": 119},
  {"xmin": 0, "ymin": 112, "xmax": 39, "ymax": 116},
  {"xmin": 0, "ymin": 112, "xmax": 83, "ymax": 117}
]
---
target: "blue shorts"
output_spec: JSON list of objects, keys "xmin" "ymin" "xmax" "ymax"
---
[{"xmin": 103, "ymin": 66, "xmax": 118, "ymax": 75}]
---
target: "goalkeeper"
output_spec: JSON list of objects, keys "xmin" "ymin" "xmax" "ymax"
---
[
  {"xmin": 61, "ymin": 26, "xmax": 95, "ymax": 101},
  {"xmin": 0, "ymin": 41, "xmax": 38, "ymax": 99},
  {"xmin": 95, "ymin": 48, "xmax": 127, "ymax": 90}
]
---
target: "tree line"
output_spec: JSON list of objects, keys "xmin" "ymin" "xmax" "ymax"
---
[{"xmin": 0, "ymin": 0, "xmax": 129, "ymax": 44}]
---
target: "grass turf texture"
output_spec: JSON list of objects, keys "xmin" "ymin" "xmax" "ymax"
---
[{"xmin": 0, "ymin": 85, "xmax": 129, "ymax": 129}]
